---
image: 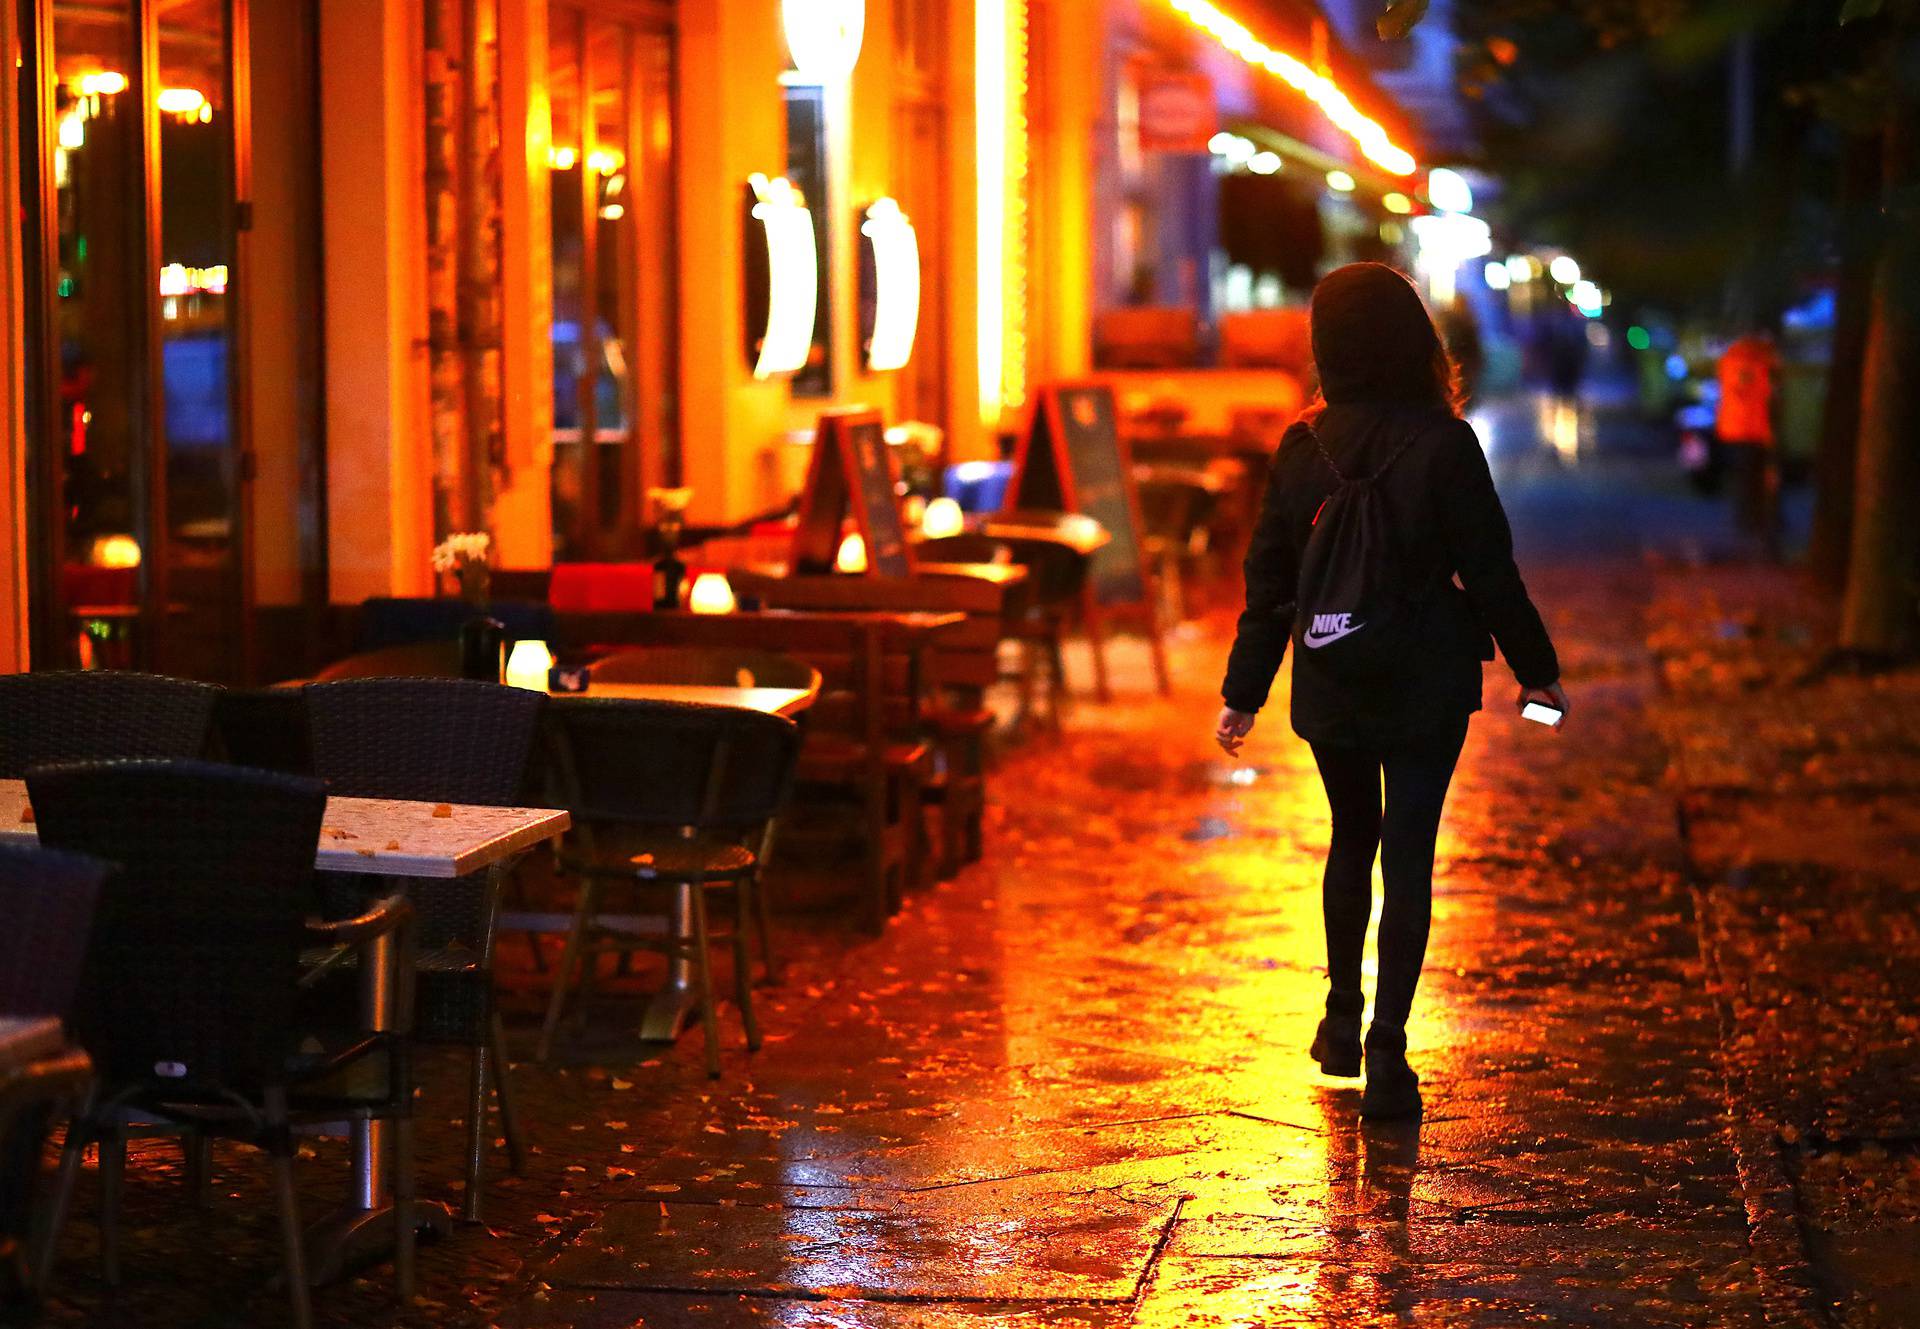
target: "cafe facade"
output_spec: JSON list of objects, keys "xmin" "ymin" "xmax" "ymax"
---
[{"xmin": 0, "ymin": 0, "xmax": 1417, "ymax": 684}]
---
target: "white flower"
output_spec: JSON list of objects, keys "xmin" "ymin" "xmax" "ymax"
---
[{"xmin": 431, "ymin": 532, "xmax": 492, "ymax": 575}]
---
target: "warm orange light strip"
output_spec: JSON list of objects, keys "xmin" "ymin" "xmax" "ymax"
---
[{"xmin": 1166, "ymin": 0, "xmax": 1418, "ymax": 177}]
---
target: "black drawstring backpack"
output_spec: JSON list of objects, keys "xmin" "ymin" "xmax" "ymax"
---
[{"xmin": 1291, "ymin": 427, "xmax": 1427, "ymax": 677}]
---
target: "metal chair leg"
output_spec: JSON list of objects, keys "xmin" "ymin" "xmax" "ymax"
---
[
  {"xmin": 537, "ymin": 878, "xmax": 598, "ymax": 1063},
  {"xmin": 32, "ymin": 1120, "xmax": 90, "ymax": 1293},
  {"xmin": 747, "ymin": 871, "xmax": 782, "ymax": 985},
  {"xmin": 392, "ymin": 1113, "xmax": 416, "ymax": 1304},
  {"xmin": 491, "ymin": 1014, "xmax": 525, "ymax": 1174},
  {"xmin": 729, "ymin": 884, "xmax": 762, "ymax": 1051},
  {"xmin": 463, "ymin": 1044, "xmax": 488, "ymax": 1224},
  {"xmin": 97, "ymin": 1132, "xmax": 124, "ymax": 1286},
  {"xmin": 263, "ymin": 1089, "xmax": 312, "ymax": 1329},
  {"xmin": 183, "ymin": 1131, "xmax": 212, "ymax": 1208},
  {"xmin": 687, "ymin": 885, "xmax": 722, "ymax": 1078},
  {"xmin": 1082, "ymin": 591, "xmax": 1112, "ymax": 703},
  {"xmin": 1047, "ymin": 631, "xmax": 1070, "ymax": 728}
]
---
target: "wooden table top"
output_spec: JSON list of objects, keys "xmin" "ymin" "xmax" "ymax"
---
[
  {"xmin": 0, "ymin": 1016, "xmax": 64, "ymax": 1073},
  {"xmin": 911, "ymin": 561, "xmax": 1031, "ymax": 587},
  {"xmin": 981, "ymin": 519, "xmax": 1113, "ymax": 556},
  {"xmin": 550, "ymin": 681, "xmax": 817, "ymax": 717},
  {"xmin": 0, "ymin": 779, "xmax": 570, "ymax": 880}
]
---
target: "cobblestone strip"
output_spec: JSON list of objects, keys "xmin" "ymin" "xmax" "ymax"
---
[{"xmin": 1658, "ymin": 575, "xmax": 1834, "ymax": 1329}]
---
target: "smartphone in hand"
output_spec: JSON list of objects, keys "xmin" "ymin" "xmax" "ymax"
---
[{"xmin": 1521, "ymin": 700, "xmax": 1564, "ymax": 728}]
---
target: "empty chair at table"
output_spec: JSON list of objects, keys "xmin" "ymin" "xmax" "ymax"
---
[
  {"xmin": 303, "ymin": 677, "xmax": 544, "ymax": 1223},
  {"xmin": 28, "ymin": 760, "xmax": 417, "ymax": 1326},
  {"xmin": 0, "ymin": 672, "xmax": 217, "ymax": 777},
  {"xmin": 982, "ymin": 513, "xmax": 1100, "ymax": 728},
  {"xmin": 1134, "ymin": 463, "xmax": 1225, "ymax": 626},
  {"xmin": 731, "ymin": 573, "xmax": 1010, "ymax": 879},
  {"xmin": 0, "ymin": 844, "xmax": 107, "ymax": 1302},
  {"xmin": 538, "ymin": 700, "xmax": 800, "ymax": 1077},
  {"xmin": 211, "ymin": 688, "xmax": 313, "ymax": 775}
]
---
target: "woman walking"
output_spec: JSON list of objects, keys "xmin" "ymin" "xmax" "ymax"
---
[{"xmin": 1215, "ymin": 263, "xmax": 1567, "ymax": 1120}]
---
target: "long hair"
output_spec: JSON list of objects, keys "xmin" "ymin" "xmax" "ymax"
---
[{"xmin": 1302, "ymin": 263, "xmax": 1465, "ymax": 424}]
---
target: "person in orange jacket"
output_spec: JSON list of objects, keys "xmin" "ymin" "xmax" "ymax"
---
[{"xmin": 1716, "ymin": 331, "xmax": 1782, "ymax": 559}]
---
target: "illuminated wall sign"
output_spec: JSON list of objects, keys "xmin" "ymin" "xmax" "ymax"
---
[
  {"xmin": 744, "ymin": 173, "xmax": 819, "ymax": 380},
  {"xmin": 859, "ymin": 198, "xmax": 920, "ymax": 372},
  {"xmin": 1137, "ymin": 71, "xmax": 1217, "ymax": 153},
  {"xmin": 1165, "ymin": 0, "xmax": 1417, "ymax": 177},
  {"xmin": 782, "ymin": 0, "xmax": 865, "ymax": 81}
]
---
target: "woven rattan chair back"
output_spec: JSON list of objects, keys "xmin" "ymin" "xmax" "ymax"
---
[
  {"xmin": 26, "ymin": 760, "xmax": 327, "ymax": 1095},
  {"xmin": 0, "ymin": 843, "xmax": 109, "ymax": 1020},
  {"xmin": 0, "ymin": 671, "xmax": 217, "ymax": 778},
  {"xmin": 547, "ymin": 699, "xmax": 799, "ymax": 836},
  {"xmin": 305, "ymin": 678, "xmax": 545, "ymax": 952},
  {"xmin": 587, "ymin": 647, "xmax": 818, "ymax": 692},
  {"xmin": 212, "ymin": 688, "xmax": 314, "ymax": 775},
  {"xmin": 304, "ymin": 677, "xmax": 544, "ymax": 807}
]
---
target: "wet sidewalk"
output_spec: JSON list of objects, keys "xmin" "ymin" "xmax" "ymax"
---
[
  {"xmin": 485, "ymin": 545, "xmax": 1764, "ymax": 1325},
  {"xmin": 40, "ymin": 440, "xmax": 1809, "ymax": 1329}
]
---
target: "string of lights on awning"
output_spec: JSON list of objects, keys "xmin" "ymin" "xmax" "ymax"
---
[{"xmin": 1165, "ymin": 0, "xmax": 1418, "ymax": 178}]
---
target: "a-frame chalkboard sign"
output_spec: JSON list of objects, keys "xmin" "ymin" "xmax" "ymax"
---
[
  {"xmin": 1005, "ymin": 383, "xmax": 1169, "ymax": 695},
  {"xmin": 792, "ymin": 408, "xmax": 915, "ymax": 577}
]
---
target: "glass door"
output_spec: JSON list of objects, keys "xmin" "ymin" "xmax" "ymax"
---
[
  {"xmin": 18, "ymin": 0, "xmax": 249, "ymax": 678},
  {"xmin": 547, "ymin": 1, "xmax": 676, "ymax": 561}
]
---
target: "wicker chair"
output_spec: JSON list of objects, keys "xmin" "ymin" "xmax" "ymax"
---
[
  {"xmin": 537, "ymin": 700, "xmax": 800, "ymax": 1077},
  {"xmin": 0, "ymin": 845, "xmax": 107, "ymax": 1304},
  {"xmin": 0, "ymin": 844, "xmax": 108, "ymax": 1022},
  {"xmin": 27, "ymin": 760, "xmax": 416, "ymax": 1327},
  {"xmin": 303, "ymin": 678, "xmax": 544, "ymax": 1223},
  {"xmin": 983, "ymin": 513, "xmax": 1095, "ymax": 729},
  {"xmin": 211, "ymin": 688, "xmax": 314, "ymax": 775},
  {"xmin": 0, "ymin": 671, "xmax": 217, "ymax": 777}
]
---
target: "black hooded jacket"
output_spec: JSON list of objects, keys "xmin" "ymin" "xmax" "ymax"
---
[{"xmin": 1220, "ymin": 401, "xmax": 1560, "ymax": 746}]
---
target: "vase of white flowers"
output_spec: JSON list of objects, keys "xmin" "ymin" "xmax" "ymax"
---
[{"xmin": 433, "ymin": 532, "xmax": 503, "ymax": 682}]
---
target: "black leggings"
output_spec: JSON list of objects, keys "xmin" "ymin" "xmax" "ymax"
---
[{"xmin": 1309, "ymin": 721, "xmax": 1468, "ymax": 1032}]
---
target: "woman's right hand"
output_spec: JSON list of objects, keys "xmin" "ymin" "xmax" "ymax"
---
[
  {"xmin": 1516, "ymin": 681, "xmax": 1570, "ymax": 729},
  {"xmin": 1216, "ymin": 707, "xmax": 1257, "ymax": 757}
]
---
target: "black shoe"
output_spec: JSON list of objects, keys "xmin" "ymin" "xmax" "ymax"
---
[
  {"xmin": 1360, "ymin": 1032, "xmax": 1422, "ymax": 1120},
  {"xmin": 1310, "ymin": 991, "xmax": 1364, "ymax": 1077}
]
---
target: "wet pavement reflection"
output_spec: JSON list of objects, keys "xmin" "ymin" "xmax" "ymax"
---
[
  {"xmin": 488, "ymin": 456, "xmax": 1765, "ymax": 1327},
  {"xmin": 35, "ymin": 423, "xmax": 1783, "ymax": 1328}
]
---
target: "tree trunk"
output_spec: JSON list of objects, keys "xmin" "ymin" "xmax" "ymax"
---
[
  {"xmin": 1839, "ymin": 42, "xmax": 1920, "ymax": 656},
  {"xmin": 1807, "ymin": 131, "xmax": 1882, "ymax": 590}
]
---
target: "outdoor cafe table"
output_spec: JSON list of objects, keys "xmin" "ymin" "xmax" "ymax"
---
[
  {"xmin": 515, "ymin": 674, "xmax": 823, "ymax": 1041},
  {"xmin": 549, "ymin": 680, "xmax": 816, "ymax": 718},
  {"xmin": 0, "ymin": 778, "xmax": 570, "ymax": 1284}
]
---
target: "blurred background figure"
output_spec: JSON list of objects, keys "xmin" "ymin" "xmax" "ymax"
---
[
  {"xmin": 1530, "ymin": 305, "xmax": 1590, "ymax": 462},
  {"xmin": 1716, "ymin": 329, "xmax": 1782, "ymax": 560}
]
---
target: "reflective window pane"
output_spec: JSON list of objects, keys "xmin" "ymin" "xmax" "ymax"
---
[
  {"xmin": 156, "ymin": 0, "xmax": 240, "ymax": 678},
  {"xmin": 45, "ymin": 2, "xmax": 143, "ymax": 667}
]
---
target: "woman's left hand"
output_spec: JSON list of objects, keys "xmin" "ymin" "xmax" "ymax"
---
[{"xmin": 1216, "ymin": 707, "xmax": 1257, "ymax": 757}]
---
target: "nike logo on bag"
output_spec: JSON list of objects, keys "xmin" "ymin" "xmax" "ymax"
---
[{"xmin": 1302, "ymin": 613, "xmax": 1362, "ymax": 648}]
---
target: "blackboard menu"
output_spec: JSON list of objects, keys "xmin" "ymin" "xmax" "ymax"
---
[
  {"xmin": 792, "ymin": 408, "xmax": 914, "ymax": 577},
  {"xmin": 1010, "ymin": 385, "xmax": 1147, "ymax": 607},
  {"xmin": 846, "ymin": 417, "xmax": 911, "ymax": 576}
]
